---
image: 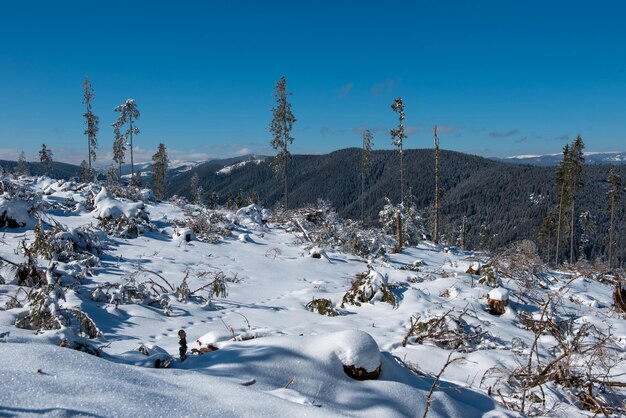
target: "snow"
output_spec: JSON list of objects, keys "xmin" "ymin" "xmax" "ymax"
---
[
  {"xmin": 217, "ymin": 159, "xmax": 263, "ymax": 175},
  {"xmin": 488, "ymin": 287, "xmax": 509, "ymax": 302},
  {"xmin": 92, "ymin": 187, "xmax": 145, "ymax": 219},
  {"xmin": 0, "ymin": 175, "xmax": 623, "ymax": 417}
]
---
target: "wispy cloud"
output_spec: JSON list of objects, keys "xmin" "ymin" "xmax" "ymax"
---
[
  {"xmin": 488, "ymin": 129, "xmax": 519, "ymax": 138},
  {"xmin": 435, "ymin": 125, "xmax": 456, "ymax": 134},
  {"xmin": 338, "ymin": 83, "xmax": 353, "ymax": 99},
  {"xmin": 353, "ymin": 125, "xmax": 386, "ymax": 136},
  {"xmin": 553, "ymin": 134, "xmax": 570, "ymax": 141},
  {"xmin": 405, "ymin": 126, "xmax": 419, "ymax": 137},
  {"xmin": 371, "ymin": 78, "xmax": 399, "ymax": 96}
]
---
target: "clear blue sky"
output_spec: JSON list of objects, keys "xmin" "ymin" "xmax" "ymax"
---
[{"xmin": 1, "ymin": 1, "xmax": 625, "ymax": 165}]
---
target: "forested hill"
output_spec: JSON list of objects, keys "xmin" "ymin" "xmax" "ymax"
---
[{"xmin": 168, "ymin": 148, "xmax": 626, "ymax": 265}]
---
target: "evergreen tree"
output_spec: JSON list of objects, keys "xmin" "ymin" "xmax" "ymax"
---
[
  {"xmin": 208, "ymin": 192, "xmax": 218, "ymax": 209},
  {"xmin": 568, "ymin": 135, "xmax": 585, "ymax": 264},
  {"xmin": 390, "ymin": 97, "xmax": 407, "ymax": 202},
  {"xmin": 151, "ymin": 143, "xmax": 169, "ymax": 200},
  {"xmin": 390, "ymin": 97, "xmax": 407, "ymax": 250},
  {"xmin": 360, "ymin": 129, "xmax": 373, "ymax": 224},
  {"xmin": 269, "ymin": 76, "xmax": 296, "ymax": 209},
  {"xmin": 433, "ymin": 125, "xmax": 442, "ymax": 244},
  {"xmin": 105, "ymin": 165, "xmax": 119, "ymax": 187},
  {"xmin": 539, "ymin": 208, "xmax": 558, "ymax": 262},
  {"xmin": 112, "ymin": 125, "xmax": 126, "ymax": 179},
  {"xmin": 554, "ymin": 144, "xmax": 572, "ymax": 265},
  {"xmin": 15, "ymin": 151, "xmax": 28, "ymax": 177},
  {"xmin": 479, "ymin": 225, "xmax": 491, "ymax": 252},
  {"xmin": 606, "ymin": 166, "xmax": 622, "ymax": 269},
  {"xmin": 39, "ymin": 144, "xmax": 53, "ymax": 176},
  {"xmin": 83, "ymin": 76, "xmax": 99, "ymax": 172},
  {"xmin": 113, "ymin": 99, "xmax": 140, "ymax": 185},
  {"xmin": 577, "ymin": 211, "xmax": 594, "ymax": 264},
  {"xmin": 190, "ymin": 173, "xmax": 203, "ymax": 204},
  {"xmin": 79, "ymin": 160, "xmax": 90, "ymax": 183}
]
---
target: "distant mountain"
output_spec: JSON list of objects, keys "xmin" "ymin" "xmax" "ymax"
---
[
  {"xmin": 167, "ymin": 148, "xmax": 626, "ymax": 265},
  {"xmin": 492, "ymin": 151, "xmax": 626, "ymax": 166},
  {"xmin": 0, "ymin": 160, "xmax": 82, "ymax": 180}
]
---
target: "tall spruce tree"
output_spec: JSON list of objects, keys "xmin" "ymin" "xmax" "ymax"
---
[
  {"xmin": 606, "ymin": 166, "xmax": 622, "ymax": 269},
  {"xmin": 15, "ymin": 151, "xmax": 28, "ymax": 177},
  {"xmin": 433, "ymin": 125, "xmax": 441, "ymax": 245},
  {"xmin": 390, "ymin": 97, "xmax": 407, "ymax": 251},
  {"xmin": 390, "ymin": 97, "xmax": 406, "ymax": 202},
  {"xmin": 568, "ymin": 135, "xmax": 585, "ymax": 264},
  {"xmin": 39, "ymin": 144, "xmax": 53, "ymax": 176},
  {"xmin": 83, "ymin": 76, "xmax": 99, "ymax": 174},
  {"xmin": 269, "ymin": 76, "xmax": 296, "ymax": 209},
  {"xmin": 190, "ymin": 173, "xmax": 203, "ymax": 204},
  {"xmin": 554, "ymin": 144, "xmax": 571, "ymax": 265},
  {"xmin": 113, "ymin": 99, "xmax": 140, "ymax": 185},
  {"xmin": 360, "ymin": 129, "xmax": 373, "ymax": 224},
  {"xmin": 151, "ymin": 143, "xmax": 169, "ymax": 200}
]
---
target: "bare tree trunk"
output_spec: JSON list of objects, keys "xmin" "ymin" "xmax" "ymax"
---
[
  {"xmin": 284, "ymin": 158, "xmax": 288, "ymax": 209},
  {"xmin": 609, "ymin": 203, "xmax": 615, "ymax": 269},
  {"xmin": 460, "ymin": 216, "xmax": 465, "ymax": 251},
  {"xmin": 570, "ymin": 200, "xmax": 575, "ymax": 264},
  {"xmin": 395, "ymin": 209, "xmax": 403, "ymax": 252},
  {"xmin": 555, "ymin": 183, "xmax": 565, "ymax": 265},
  {"xmin": 361, "ymin": 168, "xmax": 365, "ymax": 224},
  {"xmin": 129, "ymin": 114, "xmax": 134, "ymax": 183},
  {"xmin": 400, "ymin": 150, "xmax": 404, "ymax": 205},
  {"xmin": 434, "ymin": 126, "xmax": 440, "ymax": 245}
]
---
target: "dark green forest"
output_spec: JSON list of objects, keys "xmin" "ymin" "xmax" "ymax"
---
[{"xmin": 168, "ymin": 149, "xmax": 626, "ymax": 267}]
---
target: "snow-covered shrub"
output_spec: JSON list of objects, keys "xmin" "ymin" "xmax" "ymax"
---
[
  {"xmin": 305, "ymin": 297, "xmax": 338, "ymax": 316},
  {"xmin": 93, "ymin": 187, "xmax": 153, "ymax": 238},
  {"xmin": 15, "ymin": 263, "xmax": 65, "ymax": 332},
  {"xmin": 402, "ymin": 310, "xmax": 489, "ymax": 352},
  {"xmin": 478, "ymin": 265, "xmax": 501, "ymax": 288},
  {"xmin": 181, "ymin": 209, "xmax": 233, "ymax": 243},
  {"xmin": 29, "ymin": 223, "xmax": 104, "ymax": 266},
  {"xmin": 341, "ymin": 268, "xmax": 396, "ymax": 307},
  {"xmin": 378, "ymin": 197, "xmax": 425, "ymax": 249},
  {"xmin": 235, "ymin": 204, "xmax": 270, "ymax": 227}
]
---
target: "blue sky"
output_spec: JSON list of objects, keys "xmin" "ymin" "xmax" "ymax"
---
[{"xmin": 1, "ymin": 1, "xmax": 625, "ymax": 165}]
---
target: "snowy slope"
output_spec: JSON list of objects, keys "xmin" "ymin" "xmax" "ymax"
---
[{"xmin": 0, "ymin": 176, "xmax": 624, "ymax": 417}]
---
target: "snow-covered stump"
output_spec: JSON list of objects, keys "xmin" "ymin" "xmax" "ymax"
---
[
  {"xmin": 614, "ymin": 283, "xmax": 626, "ymax": 313},
  {"xmin": 487, "ymin": 287, "xmax": 509, "ymax": 315},
  {"xmin": 465, "ymin": 261, "xmax": 481, "ymax": 275},
  {"xmin": 332, "ymin": 330, "xmax": 381, "ymax": 381}
]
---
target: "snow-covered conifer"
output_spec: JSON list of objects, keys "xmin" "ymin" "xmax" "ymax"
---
[
  {"xmin": 269, "ymin": 76, "xmax": 296, "ymax": 209},
  {"xmin": 151, "ymin": 143, "xmax": 169, "ymax": 200},
  {"xmin": 39, "ymin": 144, "xmax": 53, "ymax": 176},
  {"xmin": 83, "ymin": 76, "xmax": 99, "ymax": 172},
  {"xmin": 113, "ymin": 99, "xmax": 140, "ymax": 185}
]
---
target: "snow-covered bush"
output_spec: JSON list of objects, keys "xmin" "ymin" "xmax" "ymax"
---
[
  {"xmin": 402, "ymin": 310, "xmax": 489, "ymax": 352},
  {"xmin": 341, "ymin": 268, "xmax": 396, "ymax": 307},
  {"xmin": 181, "ymin": 209, "xmax": 233, "ymax": 243},
  {"xmin": 378, "ymin": 197, "xmax": 425, "ymax": 249},
  {"xmin": 305, "ymin": 297, "xmax": 338, "ymax": 316},
  {"xmin": 93, "ymin": 188, "xmax": 153, "ymax": 238},
  {"xmin": 478, "ymin": 265, "xmax": 501, "ymax": 288}
]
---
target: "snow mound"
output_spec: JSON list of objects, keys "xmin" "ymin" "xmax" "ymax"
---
[
  {"xmin": 235, "ymin": 204, "xmax": 270, "ymax": 227},
  {"xmin": 92, "ymin": 187, "xmax": 145, "ymax": 219},
  {"xmin": 0, "ymin": 198, "xmax": 36, "ymax": 228},
  {"xmin": 331, "ymin": 330, "xmax": 381, "ymax": 372}
]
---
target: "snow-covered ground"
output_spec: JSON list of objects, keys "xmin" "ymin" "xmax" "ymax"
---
[{"xmin": 0, "ymin": 176, "xmax": 624, "ymax": 417}]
